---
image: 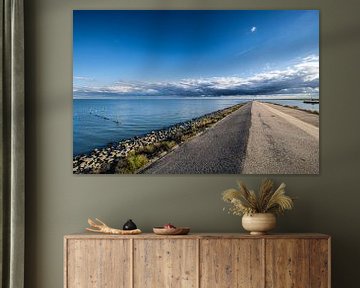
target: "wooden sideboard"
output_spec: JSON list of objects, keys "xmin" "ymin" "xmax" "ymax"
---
[{"xmin": 64, "ymin": 233, "xmax": 330, "ymax": 288}]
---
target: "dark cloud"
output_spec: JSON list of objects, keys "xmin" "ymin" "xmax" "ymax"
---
[{"xmin": 74, "ymin": 56, "xmax": 319, "ymax": 98}]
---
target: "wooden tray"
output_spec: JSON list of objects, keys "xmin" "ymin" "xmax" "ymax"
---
[{"xmin": 153, "ymin": 227, "xmax": 190, "ymax": 235}]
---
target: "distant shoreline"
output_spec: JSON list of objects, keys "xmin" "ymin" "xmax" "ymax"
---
[
  {"xmin": 142, "ymin": 101, "xmax": 319, "ymax": 174},
  {"xmin": 73, "ymin": 101, "xmax": 319, "ymax": 174},
  {"xmin": 74, "ymin": 96, "xmax": 319, "ymax": 101},
  {"xmin": 266, "ymin": 102, "xmax": 319, "ymax": 115}
]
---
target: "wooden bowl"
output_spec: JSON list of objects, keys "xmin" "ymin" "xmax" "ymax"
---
[{"xmin": 153, "ymin": 227, "xmax": 190, "ymax": 235}]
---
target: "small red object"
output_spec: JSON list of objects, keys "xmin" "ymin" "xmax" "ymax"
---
[{"xmin": 163, "ymin": 223, "xmax": 176, "ymax": 229}]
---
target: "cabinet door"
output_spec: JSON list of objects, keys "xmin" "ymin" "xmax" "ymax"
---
[
  {"xmin": 266, "ymin": 239, "xmax": 310, "ymax": 288},
  {"xmin": 309, "ymin": 239, "xmax": 330, "ymax": 288},
  {"xmin": 134, "ymin": 239, "xmax": 198, "ymax": 288},
  {"xmin": 66, "ymin": 239, "xmax": 131, "ymax": 288},
  {"xmin": 200, "ymin": 239, "xmax": 264, "ymax": 288}
]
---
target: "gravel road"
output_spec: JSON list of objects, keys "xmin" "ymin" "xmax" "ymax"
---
[
  {"xmin": 142, "ymin": 102, "xmax": 252, "ymax": 174},
  {"xmin": 242, "ymin": 101, "xmax": 319, "ymax": 174},
  {"xmin": 143, "ymin": 101, "xmax": 319, "ymax": 174}
]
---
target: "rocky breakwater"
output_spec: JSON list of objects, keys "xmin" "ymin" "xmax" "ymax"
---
[{"xmin": 73, "ymin": 103, "xmax": 245, "ymax": 174}]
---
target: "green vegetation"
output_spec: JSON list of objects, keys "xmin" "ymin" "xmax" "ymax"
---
[
  {"xmin": 127, "ymin": 154, "xmax": 149, "ymax": 172},
  {"xmin": 115, "ymin": 152, "xmax": 149, "ymax": 174},
  {"xmin": 114, "ymin": 141, "xmax": 177, "ymax": 174},
  {"xmin": 113, "ymin": 104, "xmax": 243, "ymax": 174},
  {"xmin": 138, "ymin": 141, "xmax": 177, "ymax": 156},
  {"xmin": 74, "ymin": 103, "xmax": 244, "ymax": 174},
  {"xmin": 173, "ymin": 104, "xmax": 243, "ymax": 143},
  {"xmin": 162, "ymin": 140, "xmax": 176, "ymax": 150}
]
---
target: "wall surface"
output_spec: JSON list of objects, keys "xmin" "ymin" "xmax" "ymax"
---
[{"xmin": 24, "ymin": 0, "xmax": 360, "ymax": 287}]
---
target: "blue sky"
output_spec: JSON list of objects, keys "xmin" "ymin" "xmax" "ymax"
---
[{"xmin": 73, "ymin": 10, "xmax": 319, "ymax": 97}]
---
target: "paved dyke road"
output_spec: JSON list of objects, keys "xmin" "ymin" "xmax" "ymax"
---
[
  {"xmin": 142, "ymin": 101, "xmax": 319, "ymax": 174},
  {"xmin": 142, "ymin": 102, "xmax": 253, "ymax": 174},
  {"xmin": 242, "ymin": 101, "xmax": 319, "ymax": 174}
]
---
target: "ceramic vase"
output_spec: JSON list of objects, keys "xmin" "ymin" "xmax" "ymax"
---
[{"xmin": 242, "ymin": 213, "xmax": 276, "ymax": 235}]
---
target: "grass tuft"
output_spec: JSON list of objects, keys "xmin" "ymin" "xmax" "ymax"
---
[{"xmin": 116, "ymin": 153, "xmax": 149, "ymax": 174}]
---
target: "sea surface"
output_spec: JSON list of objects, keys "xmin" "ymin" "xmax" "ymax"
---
[
  {"xmin": 263, "ymin": 99, "xmax": 319, "ymax": 112},
  {"xmin": 73, "ymin": 97, "xmax": 319, "ymax": 155}
]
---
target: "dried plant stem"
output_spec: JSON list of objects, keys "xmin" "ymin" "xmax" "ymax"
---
[
  {"xmin": 222, "ymin": 179, "xmax": 294, "ymax": 216},
  {"xmin": 86, "ymin": 218, "xmax": 142, "ymax": 235}
]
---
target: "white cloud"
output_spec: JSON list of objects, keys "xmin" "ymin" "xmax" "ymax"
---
[
  {"xmin": 251, "ymin": 26, "xmax": 256, "ymax": 33},
  {"xmin": 73, "ymin": 55, "xmax": 319, "ymax": 98},
  {"xmin": 74, "ymin": 76, "xmax": 94, "ymax": 81}
]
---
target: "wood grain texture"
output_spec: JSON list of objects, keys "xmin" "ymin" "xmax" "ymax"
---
[
  {"xmin": 265, "ymin": 239, "xmax": 310, "ymax": 288},
  {"xmin": 200, "ymin": 239, "xmax": 264, "ymax": 288},
  {"xmin": 65, "ymin": 233, "xmax": 330, "ymax": 240},
  {"xmin": 133, "ymin": 239, "xmax": 197, "ymax": 288},
  {"xmin": 310, "ymin": 239, "xmax": 330, "ymax": 288},
  {"xmin": 64, "ymin": 239, "xmax": 68, "ymax": 288},
  {"xmin": 66, "ymin": 239, "xmax": 131, "ymax": 288},
  {"xmin": 64, "ymin": 234, "xmax": 330, "ymax": 288}
]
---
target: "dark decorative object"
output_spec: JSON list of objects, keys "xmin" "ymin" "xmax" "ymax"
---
[
  {"xmin": 86, "ymin": 218, "xmax": 141, "ymax": 235},
  {"xmin": 123, "ymin": 219, "xmax": 137, "ymax": 230}
]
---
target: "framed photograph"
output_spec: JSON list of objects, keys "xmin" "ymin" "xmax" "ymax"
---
[{"xmin": 73, "ymin": 10, "xmax": 319, "ymax": 174}]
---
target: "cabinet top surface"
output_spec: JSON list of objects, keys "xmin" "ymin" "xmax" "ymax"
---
[{"xmin": 64, "ymin": 232, "xmax": 330, "ymax": 240}]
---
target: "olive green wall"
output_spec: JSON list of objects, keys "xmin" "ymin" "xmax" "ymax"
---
[{"xmin": 24, "ymin": 0, "xmax": 360, "ymax": 287}]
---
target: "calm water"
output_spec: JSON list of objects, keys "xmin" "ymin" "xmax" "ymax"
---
[
  {"xmin": 264, "ymin": 99, "xmax": 319, "ymax": 112},
  {"xmin": 73, "ymin": 97, "xmax": 319, "ymax": 155}
]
